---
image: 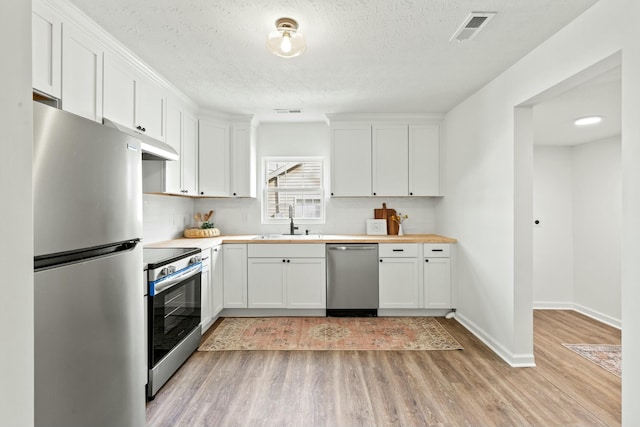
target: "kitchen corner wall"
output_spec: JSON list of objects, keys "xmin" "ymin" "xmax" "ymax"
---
[
  {"xmin": 143, "ymin": 194, "xmax": 195, "ymax": 243},
  {"xmin": 143, "ymin": 121, "xmax": 439, "ymax": 243}
]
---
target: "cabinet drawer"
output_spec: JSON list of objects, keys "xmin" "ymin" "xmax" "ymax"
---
[
  {"xmin": 248, "ymin": 244, "xmax": 325, "ymax": 258},
  {"xmin": 379, "ymin": 243, "xmax": 417, "ymax": 258},
  {"xmin": 423, "ymin": 244, "xmax": 450, "ymax": 258}
]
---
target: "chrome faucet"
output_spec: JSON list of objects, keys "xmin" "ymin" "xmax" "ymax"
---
[{"xmin": 288, "ymin": 204, "xmax": 299, "ymax": 235}]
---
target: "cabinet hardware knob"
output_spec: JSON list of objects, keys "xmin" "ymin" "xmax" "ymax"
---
[
  {"xmin": 282, "ymin": 259, "xmax": 286, "ymax": 263},
  {"xmin": 233, "ymin": 192, "xmax": 237, "ymax": 196},
  {"xmin": 373, "ymin": 192, "xmax": 377, "ymax": 196},
  {"xmin": 200, "ymin": 192, "xmax": 204, "ymax": 195},
  {"xmin": 379, "ymin": 259, "xmax": 383, "ymax": 263},
  {"xmin": 287, "ymin": 260, "xmax": 290, "ymax": 263},
  {"xmin": 331, "ymin": 192, "xmax": 334, "ymax": 196},
  {"xmin": 425, "ymin": 259, "xmax": 429, "ymax": 262},
  {"xmin": 410, "ymin": 192, "xmax": 413, "ymax": 196}
]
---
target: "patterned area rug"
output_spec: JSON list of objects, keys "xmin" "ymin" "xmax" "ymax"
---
[
  {"xmin": 198, "ymin": 317, "xmax": 463, "ymax": 351},
  {"xmin": 562, "ymin": 343, "xmax": 622, "ymax": 377}
]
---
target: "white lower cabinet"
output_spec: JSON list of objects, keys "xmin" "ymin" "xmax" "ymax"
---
[
  {"xmin": 248, "ymin": 259, "xmax": 287, "ymax": 308},
  {"xmin": 211, "ymin": 245, "xmax": 224, "ymax": 316},
  {"xmin": 223, "ymin": 244, "xmax": 247, "ymax": 308},
  {"xmin": 200, "ymin": 248, "xmax": 213, "ymax": 333},
  {"xmin": 247, "ymin": 244, "xmax": 326, "ymax": 309},
  {"xmin": 423, "ymin": 244, "xmax": 452, "ymax": 309},
  {"xmin": 379, "ymin": 257, "xmax": 420, "ymax": 309},
  {"xmin": 286, "ymin": 258, "xmax": 326, "ymax": 309}
]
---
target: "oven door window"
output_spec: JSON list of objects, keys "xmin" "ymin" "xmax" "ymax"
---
[{"xmin": 150, "ymin": 272, "xmax": 201, "ymax": 367}]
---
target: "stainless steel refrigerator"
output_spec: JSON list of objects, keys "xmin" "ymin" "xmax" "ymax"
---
[{"xmin": 33, "ymin": 102, "xmax": 146, "ymax": 427}]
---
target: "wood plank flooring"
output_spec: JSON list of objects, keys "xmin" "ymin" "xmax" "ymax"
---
[{"xmin": 146, "ymin": 311, "xmax": 621, "ymax": 426}]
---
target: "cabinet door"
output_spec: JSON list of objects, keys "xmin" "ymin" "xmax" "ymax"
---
[
  {"xmin": 32, "ymin": 1, "xmax": 61, "ymax": 98},
  {"xmin": 287, "ymin": 258, "xmax": 326, "ymax": 309},
  {"xmin": 248, "ymin": 258, "xmax": 286, "ymax": 308},
  {"xmin": 423, "ymin": 258, "xmax": 451, "ymax": 308},
  {"xmin": 135, "ymin": 77, "xmax": 165, "ymax": 142},
  {"xmin": 223, "ymin": 244, "xmax": 247, "ymax": 308},
  {"xmin": 61, "ymin": 22, "xmax": 103, "ymax": 122},
  {"xmin": 230, "ymin": 124, "xmax": 255, "ymax": 197},
  {"xmin": 211, "ymin": 245, "xmax": 224, "ymax": 316},
  {"xmin": 372, "ymin": 124, "xmax": 408, "ymax": 196},
  {"xmin": 181, "ymin": 112, "xmax": 198, "ymax": 195},
  {"xmin": 331, "ymin": 125, "xmax": 372, "ymax": 197},
  {"xmin": 200, "ymin": 256, "xmax": 212, "ymax": 334},
  {"xmin": 164, "ymin": 100, "xmax": 182, "ymax": 194},
  {"xmin": 379, "ymin": 258, "xmax": 420, "ymax": 308},
  {"xmin": 102, "ymin": 53, "xmax": 135, "ymax": 128},
  {"xmin": 409, "ymin": 124, "xmax": 440, "ymax": 196},
  {"xmin": 199, "ymin": 120, "xmax": 230, "ymax": 196}
]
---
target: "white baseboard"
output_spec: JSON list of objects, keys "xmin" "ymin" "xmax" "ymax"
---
[
  {"xmin": 533, "ymin": 302, "xmax": 621, "ymax": 329},
  {"xmin": 455, "ymin": 313, "xmax": 536, "ymax": 368}
]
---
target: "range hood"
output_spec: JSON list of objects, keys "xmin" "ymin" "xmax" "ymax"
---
[{"xmin": 103, "ymin": 119, "xmax": 178, "ymax": 161}]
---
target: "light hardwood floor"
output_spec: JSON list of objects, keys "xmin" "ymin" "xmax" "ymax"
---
[{"xmin": 146, "ymin": 310, "xmax": 621, "ymax": 426}]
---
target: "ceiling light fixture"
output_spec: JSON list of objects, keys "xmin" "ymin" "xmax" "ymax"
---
[
  {"xmin": 574, "ymin": 116, "xmax": 603, "ymax": 126},
  {"xmin": 267, "ymin": 17, "xmax": 306, "ymax": 58}
]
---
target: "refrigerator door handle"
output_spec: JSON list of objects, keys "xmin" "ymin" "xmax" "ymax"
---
[{"xmin": 34, "ymin": 239, "xmax": 140, "ymax": 271}]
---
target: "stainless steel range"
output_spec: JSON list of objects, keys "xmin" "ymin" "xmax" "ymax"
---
[{"xmin": 144, "ymin": 247, "xmax": 202, "ymax": 399}]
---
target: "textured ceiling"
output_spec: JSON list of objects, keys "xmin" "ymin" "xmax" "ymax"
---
[{"xmin": 69, "ymin": 0, "xmax": 599, "ymax": 121}]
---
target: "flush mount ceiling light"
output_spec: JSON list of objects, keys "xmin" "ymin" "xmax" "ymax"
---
[
  {"xmin": 574, "ymin": 116, "xmax": 603, "ymax": 126},
  {"xmin": 267, "ymin": 17, "xmax": 306, "ymax": 58}
]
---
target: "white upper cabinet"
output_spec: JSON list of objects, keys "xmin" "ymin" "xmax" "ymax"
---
[
  {"xmin": 330, "ymin": 118, "xmax": 441, "ymax": 198},
  {"xmin": 163, "ymin": 99, "xmax": 183, "ymax": 194},
  {"xmin": 181, "ymin": 112, "xmax": 198, "ymax": 196},
  {"xmin": 32, "ymin": 1, "xmax": 61, "ymax": 99},
  {"xmin": 331, "ymin": 125, "xmax": 372, "ymax": 197},
  {"xmin": 409, "ymin": 124, "xmax": 440, "ymax": 196},
  {"xmin": 230, "ymin": 123, "xmax": 255, "ymax": 197},
  {"xmin": 135, "ymin": 77, "xmax": 165, "ymax": 142},
  {"xmin": 61, "ymin": 22, "xmax": 103, "ymax": 122},
  {"xmin": 103, "ymin": 53, "xmax": 135, "ymax": 127},
  {"xmin": 198, "ymin": 119, "xmax": 229, "ymax": 196},
  {"xmin": 103, "ymin": 53, "xmax": 166, "ymax": 141},
  {"xmin": 372, "ymin": 124, "xmax": 409, "ymax": 196}
]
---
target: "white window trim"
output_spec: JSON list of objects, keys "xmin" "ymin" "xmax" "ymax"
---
[{"xmin": 262, "ymin": 157, "xmax": 326, "ymax": 225}]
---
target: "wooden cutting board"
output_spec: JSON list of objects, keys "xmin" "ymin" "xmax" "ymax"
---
[{"xmin": 374, "ymin": 203, "xmax": 399, "ymax": 235}]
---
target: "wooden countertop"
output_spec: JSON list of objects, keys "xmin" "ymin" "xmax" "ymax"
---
[{"xmin": 146, "ymin": 234, "xmax": 456, "ymax": 249}]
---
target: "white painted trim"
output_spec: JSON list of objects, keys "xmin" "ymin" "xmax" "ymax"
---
[
  {"xmin": 532, "ymin": 303, "xmax": 621, "ymax": 330},
  {"xmin": 327, "ymin": 113, "xmax": 445, "ymax": 124},
  {"xmin": 455, "ymin": 312, "xmax": 536, "ymax": 368},
  {"xmin": 572, "ymin": 304, "xmax": 622, "ymax": 330},
  {"xmin": 533, "ymin": 302, "xmax": 574, "ymax": 310}
]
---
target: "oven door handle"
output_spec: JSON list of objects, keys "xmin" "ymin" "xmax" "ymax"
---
[{"xmin": 153, "ymin": 263, "xmax": 201, "ymax": 295}]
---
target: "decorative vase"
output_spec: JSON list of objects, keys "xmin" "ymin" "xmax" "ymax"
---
[{"xmin": 398, "ymin": 224, "xmax": 404, "ymax": 236}]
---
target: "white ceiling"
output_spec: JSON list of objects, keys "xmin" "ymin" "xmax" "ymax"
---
[
  {"xmin": 533, "ymin": 67, "xmax": 621, "ymax": 146},
  {"xmin": 69, "ymin": 0, "xmax": 600, "ymax": 122}
]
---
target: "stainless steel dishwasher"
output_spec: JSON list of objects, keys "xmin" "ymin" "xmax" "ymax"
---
[{"xmin": 326, "ymin": 244, "xmax": 379, "ymax": 316}]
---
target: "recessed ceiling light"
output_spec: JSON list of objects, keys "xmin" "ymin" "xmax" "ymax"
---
[{"xmin": 574, "ymin": 116, "xmax": 603, "ymax": 126}]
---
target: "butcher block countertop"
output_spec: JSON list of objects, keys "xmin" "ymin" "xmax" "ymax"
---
[{"xmin": 146, "ymin": 234, "xmax": 457, "ymax": 250}]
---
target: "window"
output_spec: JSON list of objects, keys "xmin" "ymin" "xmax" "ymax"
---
[{"xmin": 263, "ymin": 158, "xmax": 324, "ymax": 223}]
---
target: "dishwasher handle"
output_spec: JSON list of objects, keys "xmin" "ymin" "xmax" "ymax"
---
[{"xmin": 328, "ymin": 245, "xmax": 378, "ymax": 251}]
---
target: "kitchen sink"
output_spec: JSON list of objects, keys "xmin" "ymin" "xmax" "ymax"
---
[{"xmin": 252, "ymin": 234, "xmax": 323, "ymax": 240}]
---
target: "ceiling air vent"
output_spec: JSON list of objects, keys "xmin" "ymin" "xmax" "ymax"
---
[
  {"xmin": 450, "ymin": 12, "xmax": 496, "ymax": 42},
  {"xmin": 275, "ymin": 108, "xmax": 303, "ymax": 114}
]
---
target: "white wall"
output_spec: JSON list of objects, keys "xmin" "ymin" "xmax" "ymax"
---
[
  {"xmin": 533, "ymin": 139, "xmax": 621, "ymax": 327},
  {"xmin": 573, "ymin": 137, "xmax": 621, "ymax": 323},
  {"xmin": 0, "ymin": 1, "xmax": 34, "ymax": 425},
  {"xmin": 143, "ymin": 194, "xmax": 195, "ymax": 243},
  {"xmin": 439, "ymin": 0, "xmax": 639, "ymax": 421},
  {"xmin": 533, "ymin": 146, "xmax": 574, "ymax": 306},
  {"xmin": 192, "ymin": 122, "xmax": 437, "ymax": 237}
]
